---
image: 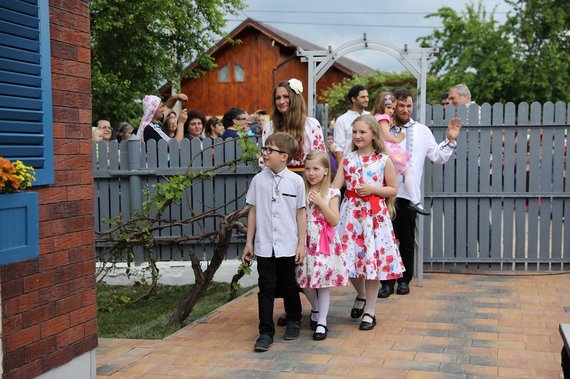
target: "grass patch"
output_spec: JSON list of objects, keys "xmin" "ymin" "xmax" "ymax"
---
[{"xmin": 97, "ymin": 282, "xmax": 255, "ymax": 339}]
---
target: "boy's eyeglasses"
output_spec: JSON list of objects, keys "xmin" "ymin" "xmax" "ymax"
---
[{"xmin": 261, "ymin": 147, "xmax": 286, "ymax": 155}]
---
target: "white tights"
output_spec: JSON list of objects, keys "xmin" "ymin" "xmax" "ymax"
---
[{"xmin": 302, "ymin": 288, "xmax": 331, "ymax": 333}]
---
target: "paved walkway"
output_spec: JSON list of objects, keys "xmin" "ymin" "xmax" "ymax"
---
[{"xmin": 96, "ymin": 272, "xmax": 570, "ymax": 378}]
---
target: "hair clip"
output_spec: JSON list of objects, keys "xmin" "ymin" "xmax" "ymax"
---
[
  {"xmin": 384, "ymin": 95, "xmax": 392, "ymax": 105},
  {"xmin": 288, "ymin": 78, "xmax": 303, "ymax": 95}
]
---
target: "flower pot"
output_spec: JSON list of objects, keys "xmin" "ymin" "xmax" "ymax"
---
[{"xmin": 0, "ymin": 191, "xmax": 39, "ymax": 265}]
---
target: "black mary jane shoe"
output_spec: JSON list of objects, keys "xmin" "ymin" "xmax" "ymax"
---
[
  {"xmin": 359, "ymin": 313, "xmax": 377, "ymax": 331},
  {"xmin": 350, "ymin": 297, "xmax": 366, "ymax": 319},
  {"xmin": 310, "ymin": 310, "xmax": 319, "ymax": 331},
  {"xmin": 313, "ymin": 324, "xmax": 328, "ymax": 341}
]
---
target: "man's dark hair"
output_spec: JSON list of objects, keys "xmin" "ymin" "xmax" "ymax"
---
[
  {"xmin": 441, "ymin": 92, "xmax": 449, "ymax": 101},
  {"xmin": 393, "ymin": 88, "xmax": 413, "ymax": 101},
  {"xmin": 347, "ymin": 85, "xmax": 367, "ymax": 103}
]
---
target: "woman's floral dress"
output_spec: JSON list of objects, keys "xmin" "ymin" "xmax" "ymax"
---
[
  {"xmin": 337, "ymin": 152, "xmax": 405, "ymax": 280},
  {"xmin": 296, "ymin": 188, "xmax": 349, "ymax": 288}
]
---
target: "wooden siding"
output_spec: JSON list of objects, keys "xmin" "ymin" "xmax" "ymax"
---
[{"xmin": 181, "ymin": 27, "xmax": 353, "ymax": 116}]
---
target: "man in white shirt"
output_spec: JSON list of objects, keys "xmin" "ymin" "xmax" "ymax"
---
[
  {"xmin": 448, "ymin": 83, "xmax": 475, "ymax": 107},
  {"xmin": 333, "ymin": 85, "xmax": 369, "ymax": 165},
  {"xmin": 378, "ymin": 88, "xmax": 462, "ymax": 298}
]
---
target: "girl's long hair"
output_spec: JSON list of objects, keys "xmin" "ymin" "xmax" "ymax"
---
[
  {"xmin": 370, "ymin": 91, "xmax": 396, "ymax": 116},
  {"xmin": 303, "ymin": 150, "xmax": 331, "ymax": 200},
  {"xmin": 271, "ymin": 81, "xmax": 306, "ymax": 160},
  {"xmin": 351, "ymin": 114, "xmax": 395, "ymax": 218}
]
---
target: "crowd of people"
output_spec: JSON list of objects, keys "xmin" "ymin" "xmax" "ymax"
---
[{"xmin": 91, "ymin": 79, "xmax": 465, "ymax": 352}]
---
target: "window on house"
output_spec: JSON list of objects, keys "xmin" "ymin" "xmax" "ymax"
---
[
  {"xmin": 235, "ymin": 64, "xmax": 245, "ymax": 82},
  {"xmin": 218, "ymin": 64, "xmax": 229, "ymax": 82},
  {"xmin": 0, "ymin": 0, "xmax": 54, "ymax": 185}
]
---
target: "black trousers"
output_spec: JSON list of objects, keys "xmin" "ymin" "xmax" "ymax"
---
[
  {"xmin": 257, "ymin": 255, "xmax": 302, "ymax": 337},
  {"xmin": 382, "ymin": 197, "xmax": 416, "ymax": 287}
]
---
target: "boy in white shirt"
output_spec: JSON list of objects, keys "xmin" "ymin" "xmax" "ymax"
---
[{"xmin": 242, "ymin": 132, "xmax": 307, "ymax": 352}]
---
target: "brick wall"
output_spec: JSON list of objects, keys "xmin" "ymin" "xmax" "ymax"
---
[{"xmin": 0, "ymin": 1, "xmax": 96, "ymax": 378}]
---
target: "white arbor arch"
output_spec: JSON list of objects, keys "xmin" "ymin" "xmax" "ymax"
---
[{"xmin": 297, "ymin": 34, "xmax": 437, "ymax": 125}]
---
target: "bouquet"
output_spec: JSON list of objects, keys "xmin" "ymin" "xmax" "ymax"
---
[{"xmin": 0, "ymin": 157, "xmax": 36, "ymax": 194}]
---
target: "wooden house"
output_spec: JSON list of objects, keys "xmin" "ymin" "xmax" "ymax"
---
[{"xmin": 162, "ymin": 18, "xmax": 372, "ymax": 116}]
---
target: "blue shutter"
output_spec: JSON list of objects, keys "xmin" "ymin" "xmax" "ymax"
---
[{"xmin": 0, "ymin": 0, "xmax": 54, "ymax": 185}]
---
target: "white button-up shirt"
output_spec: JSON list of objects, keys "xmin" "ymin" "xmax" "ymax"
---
[{"xmin": 245, "ymin": 167, "xmax": 306, "ymax": 258}]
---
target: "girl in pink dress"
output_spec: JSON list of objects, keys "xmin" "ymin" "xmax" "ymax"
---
[
  {"xmin": 371, "ymin": 92, "xmax": 429, "ymax": 215},
  {"xmin": 296, "ymin": 151, "xmax": 349, "ymax": 341},
  {"xmin": 332, "ymin": 114, "xmax": 405, "ymax": 331}
]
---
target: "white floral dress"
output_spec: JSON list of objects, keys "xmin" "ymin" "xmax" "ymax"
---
[
  {"xmin": 296, "ymin": 188, "xmax": 349, "ymax": 288},
  {"xmin": 337, "ymin": 152, "xmax": 405, "ymax": 280}
]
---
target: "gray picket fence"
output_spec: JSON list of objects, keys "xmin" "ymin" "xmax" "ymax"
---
[
  {"xmin": 93, "ymin": 101, "xmax": 570, "ymax": 272},
  {"xmin": 93, "ymin": 137, "xmax": 257, "ymax": 263},
  {"xmin": 421, "ymin": 101, "xmax": 569, "ymax": 272}
]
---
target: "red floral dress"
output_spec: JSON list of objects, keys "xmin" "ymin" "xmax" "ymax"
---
[
  {"xmin": 337, "ymin": 152, "xmax": 405, "ymax": 280},
  {"xmin": 296, "ymin": 188, "xmax": 349, "ymax": 289}
]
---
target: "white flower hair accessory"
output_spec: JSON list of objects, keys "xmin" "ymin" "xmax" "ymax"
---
[{"xmin": 288, "ymin": 78, "xmax": 303, "ymax": 95}]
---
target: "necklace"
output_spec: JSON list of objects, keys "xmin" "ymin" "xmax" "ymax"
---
[{"xmin": 273, "ymin": 174, "xmax": 283, "ymax": 196}]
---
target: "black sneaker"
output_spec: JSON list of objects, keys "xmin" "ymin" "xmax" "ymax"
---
[
  {"xmin": 284, "ymin": 320, "xmax": 301, "ymax": 340},
  {"xmin": 254, "ymin": 334, "xmax": 273, "ymax": 352}
]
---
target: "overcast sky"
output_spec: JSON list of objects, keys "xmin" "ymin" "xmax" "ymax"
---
[{"xmin": 224, "ymin": 0, "xmax": 512, "ymax": 72}]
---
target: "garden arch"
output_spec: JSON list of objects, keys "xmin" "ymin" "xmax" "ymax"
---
[{"xmin": 297, "ymin": 34, "xmax": 437, "ymax": 125}]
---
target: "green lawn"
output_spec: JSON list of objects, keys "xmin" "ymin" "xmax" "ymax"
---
[{"xmin": 97, "ymin": 282, "xmax": 255, "ymax": 339}]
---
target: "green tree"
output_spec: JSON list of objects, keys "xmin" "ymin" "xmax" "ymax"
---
[
  {"xmin": 504, "ymin": 0, "xmax": 570, "ymax": 102},
  {"xmin": 418, "ymin": 0, "xmax": 570, "ymax": 104},
  {"xmin": 417, "ymin": 3, "xmax": 517, "ymax": 104},
  {"xmin": 90, "ymin": 0, "xmax": 245, "ymax": 126}
]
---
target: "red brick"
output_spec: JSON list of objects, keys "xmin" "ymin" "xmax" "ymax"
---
[
  {"xmin": 25, "ymin": 336, "xmax": 57, "ymax": 363},
  {"xmin": 22, "ymin": 303, "xmax": 56, "ymax": 328},
  {"xmin": 53, "ymin": 230, "xmax": 93, "ymax": 250},
  {"xmin": 42, "ymin": 345, "xmax": 72, "ymax": 372},
  {"xmin": 49, "ymin": 7, "xmax": 77, "ymax": 29},
  {"xmin": 65, "ymin": 215, "xmax": 93, "ymax": 233},
  {"xmin": 23, "ymin": 271, "xmax": 55, "ymax": 293},
  {"xmin": 69, "ymin": 275, "xmax": 95, "ymax": 296},
  {"xmin": 77, "ymin": 76, "xmax": 90, "ymax": 93},
  {"xmin": 84, "ymin": 318, "xmax": 98, "ymax": 336},
  {"xmin": 68, "ymin": 245, "xmax": 95, "ymax": 263},
  {"xmin": 39, "ymin": 237, "xmax": 55, "ymax": 254},
  {"xmin": 39, "ymin": 250, "xmax": 69, "ymax": 271},
  {"xmin": 5, "ymin": 324, "xmax": 41, "ymax": 352},
  {"xmin": 2, "ymin": 278, "xmax": 24, "ymax": 299},
  {"xmin": 81, "ymin": 288, "xmax": 96, "ymax": 307},
  {"xmin": 50, "ymin": 40, "xmax": 77, "ymax": 60},
  {"xmin": 55, "ymin": 169, "xmax": 83, "ymax": 185},
  {"xmin": 67, "ymin": 185, "xmax": 94, "ymax": 202},
  {"xmin": 4, "ymin": 291, "xmax": 41, "ymax": 317},
  {"xmin": 39, "ymin": 219, "xmax": 67, "ymax": 239},
  {"xmin": 70, "ymin": 303, "xmax": 96, "ymax": 325},
  {"xmin": 39, "ymin": 281, "xmax": 70, "ymax": 303},
  {"xmin": 41, "ymin": 314, "xmax": 70, "ymax": 338},
  {"xmin": 38, "ymin": 186, "xmax": 68, "ymax": 204},
  {"xmin": 62, "ymin": 28, "xmax": 89, "ymax": 48},
  {"xmin": 54, "ymin": 138, "xmax": 81, "ymax": 155},
  {"xmin": 3, "ymin": 348, "xmax": 25, "ymax": 371},
  {"xmin": 4, "ymin": 359, "xmax": 43, "ymax": 379},
  {"xmin": 52, "ymin": 106, "xmax": 79, "ymax": 123},
  {"xmin": 77, "ymin": 46, "xmax": 90, "ymax": 63},
  {"xmin": 78, "ymin": 108, "xmax": 91, "ymax": 124},
  {"xmin": 71, "ymin": 333, "xmax": 98, "ymax": 357},
  {"xmin": 55, "ymin": 293, "xmax": 83, "ymax": 315},
  {"xmin": 56, "ymin": 323, "xmax": 84, "ymax": 348},
  {"xmin": 40, "ymin": 201, "xmax": 81, "ymax": 221},
  {"xmin": 3, "ymin": 314, "xmax": 22, "ymax": 331},
  {"xmin": 1, "ymin": 260, "xmax": 39, "ymax": 281}
]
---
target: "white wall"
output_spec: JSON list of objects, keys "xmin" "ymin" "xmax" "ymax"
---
[{"xmin": 37, "ymin": 349, "xmax": 95, "ymax": 379}]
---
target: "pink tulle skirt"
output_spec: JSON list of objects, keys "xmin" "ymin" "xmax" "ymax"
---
[{"xmin": 385, "ymin": 142, "xmax": 409, "ymax": 174}]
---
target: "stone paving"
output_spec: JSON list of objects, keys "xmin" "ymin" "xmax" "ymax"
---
[{"xmin": 96, "ymin": 272, "xmax": 570, "ymax": 378}]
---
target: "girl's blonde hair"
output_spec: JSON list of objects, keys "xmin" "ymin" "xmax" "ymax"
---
[
  {"xmin": 303, "ymin": 150, "xmax": 331, "ymax": 200},
  {"xmin": 370, "ymin": 91, "xmax": 396, "ymax": 116},
  {"xmin": 350, "ymin": 114, "xmax": 396, "ymax": 219}
]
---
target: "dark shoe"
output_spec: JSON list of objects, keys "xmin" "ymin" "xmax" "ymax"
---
[
  {"xmin": 309, "ymin": 310, "xmax": 319, "ymax": 331},
  {"xmin": 377, "ymin": 283, "xmax": 395, "ymax": 298},
  {"xmin": 284, "ymin": 320, "xmax": 301, "ymax": 340},
  {"xmin": 313, "ymin": 324, "xmax": 328, "ymax": 341},
  {"xmin": 396, "ymin": 281, "xmax": 410, "ymax": 295},
  {"xmin": 408, "ymin": 202, "xmax": 430, "ymax": 216},
  {"xmin": 254, "ymin": 334, "xmax": 273, "ymax": 352},
  {"xmin": 359, "ymin": 313, "xmax": 376, "ymax": 331},
  {"xmin": 277, "ymin": 313, "xmax": 287, "ymax": 327},
  {"xmin": 350, "ymin": 297, "xmax": 366, "ymax": 319}
]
